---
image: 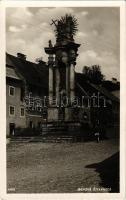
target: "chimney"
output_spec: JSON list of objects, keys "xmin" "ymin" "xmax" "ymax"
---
[
  {"xmin": 35, "ymin": 57, "xmax": 46, "ymax": 65},
  {"xmin": 112, "ymin": 77, "xmax": 117, "ymax": 84},
  {"xmin": 17, "ymin": 53, "xmax": 26, "ymax": 60}
]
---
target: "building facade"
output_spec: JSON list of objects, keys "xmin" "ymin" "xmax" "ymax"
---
[
  {"xmin": 6, "ymin": 53, "xmax": 48, "ymax": 136},
  {"xmin": 6, "ymin": 62, "xmax": 26, "ymax": 136}
]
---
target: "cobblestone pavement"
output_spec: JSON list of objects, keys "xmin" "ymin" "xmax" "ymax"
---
[{"xmin": 7, "ymin": 139, "xmax": 119, "ymax": 193}]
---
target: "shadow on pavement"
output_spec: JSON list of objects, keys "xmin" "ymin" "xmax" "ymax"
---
[{"xmin": 86, "ymin": 152, "xmax": 119, "ymax": 193}]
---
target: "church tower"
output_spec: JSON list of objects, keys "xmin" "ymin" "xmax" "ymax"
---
[{"xmin": 45, "ymin": 14, "xmax": 80, "ymax": 123}]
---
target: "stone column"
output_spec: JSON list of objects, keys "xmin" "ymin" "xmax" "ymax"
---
[
  {"xmin": 49, "ymin": 66, "xmax": 53, "ymax": 101},
  {"xmin": 66, "ymin": 65, "xmax": 69, "ymax": 98},
  {"xmin": 56, "ymin": 67, "xmax": 60, "ymax": 104},
  {"xmin": 70, "ymin": 62, "xmax": 75, "ymax": 100},
  {"xmin": 48, "ymin": 54, "xmax": 54, "ymax": 105}
]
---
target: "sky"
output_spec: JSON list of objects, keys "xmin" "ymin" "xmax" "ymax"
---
[{"xmin": 6, "ymin": 7, "xmax": 120, "ymax": 80}]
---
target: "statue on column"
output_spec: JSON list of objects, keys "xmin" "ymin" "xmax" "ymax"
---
[
  {"xmin": 45, "ymin": 14, "xmax": 80, "ymax": 122},
  {"xmin": 48, "ymin": 40, "xmax": 53, "ymax": 48},
  {"xmin": 51, "ymin": 14, "xmax": 78, "ymax": 45}
]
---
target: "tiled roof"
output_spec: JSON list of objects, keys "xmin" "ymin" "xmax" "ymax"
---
[
  {"xmin": 6, "ymin": 53, "xmax": 48, "ymax": 89},
  {"xmin": 75, "ymin": 73, "xmax": 119, "ymax": 103},
  {"xmin": 90, "ymin": 83, "xmax": 119, "ymax": 102},
  {"xmin": 6, "ymin": 67, "xmax": 21, "ymax": 80}
]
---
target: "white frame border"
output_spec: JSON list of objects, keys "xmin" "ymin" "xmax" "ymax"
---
[{"xmin": 0, "ymin": 1, "xmax": 126, "ymax": 200}]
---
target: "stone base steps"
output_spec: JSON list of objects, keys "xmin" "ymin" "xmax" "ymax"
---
[
  {"xmin": 8, "ymin": 122, "xmax": 82, "ymax": 143},
  {"xmin": 41, "ymin": 122, "xmax": 81, "ymax": 135},
  {"xmin": 9, "ymin": 135, "xmax": 77, "ymax": 143},
  {"xmin": 9, "ymin": 137, "xmax": 34, "ymax": 143},
  {"xmin": 31, "ymin": 136, "xmax": 75, "ymax": 143}
]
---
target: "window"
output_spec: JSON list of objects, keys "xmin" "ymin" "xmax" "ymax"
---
[
  {"xmin": 20, "ymin": 107, "xmax": 25, "ymax": 117},
  {"xmin": 9, "ymin": 86, "xmax": 15, "ymax": 96},
  {"xmin": 9, "ymin": 106, "xmax": 15, "ymax": 116}
]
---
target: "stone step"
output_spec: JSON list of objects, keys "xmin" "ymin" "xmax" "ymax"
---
[
  {"xmin": 9, "ymin": 135, "xmax": 75, "ymax": 143},
  {"xmin": 43, "ymin": 128, "xmax": 60, "ymax": 131},
  {"xmin": 9, "ymin": 138, "xmax": 33, "ymax": 143},
  {"xmin": 45, "ymin": 123, "xmax": 80, "ymax": 127},
  {"xmin": 30, "ymin": 136, "xmax": 74, "ymax": 143},
  {"xmin": 41, "ymin": 126, "xmax": 80, "ymax": 135}
]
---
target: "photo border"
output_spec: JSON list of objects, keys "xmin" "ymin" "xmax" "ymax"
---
[{"xmin": 0, "ymin": 1, "xmax": 126, "ymax": 199}]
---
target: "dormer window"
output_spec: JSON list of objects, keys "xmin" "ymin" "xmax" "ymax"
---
[{"xmin": 9, "ymin": 86, "xmax": 15, "ymax": 96}]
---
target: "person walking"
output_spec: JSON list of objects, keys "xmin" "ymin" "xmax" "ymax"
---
[
  {"xmin": 94, "ymin": 119, "xmax": 100, "ymax": 143},
  {"xmin": 94, "ymin": 132, "xmax": 100, "ymax": 143}
]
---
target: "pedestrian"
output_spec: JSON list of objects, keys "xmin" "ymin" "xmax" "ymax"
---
[
  {"xmin": 94, "ymin": 132, "xmax": 100, "ymax": 143},
  {"xmin": 94, "ymin": 119, "xmax": 100, "ymax": 142}
]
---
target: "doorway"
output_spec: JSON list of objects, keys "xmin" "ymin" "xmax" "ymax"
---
[{"xmin": 9, "ymin": 123, "xmax": 15, "ymax": 136}]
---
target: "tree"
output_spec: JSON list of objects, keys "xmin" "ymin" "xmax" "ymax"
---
[{"xmin": 82, "ymin": 65, "xmax": 104, "ymax": 84}]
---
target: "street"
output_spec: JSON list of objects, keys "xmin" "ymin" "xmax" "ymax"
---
[{"xmin": 7, "ymin": 139, "xmax": 119, "ymax": 193}]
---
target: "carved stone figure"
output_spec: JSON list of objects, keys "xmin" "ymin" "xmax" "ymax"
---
[
  {"xmin": 51, "ymin": 14, "xmax": 78, "ymax": 44},
  {"xmin": 48, "ymin": 40, "xmax": 53, "ymax": 48}
]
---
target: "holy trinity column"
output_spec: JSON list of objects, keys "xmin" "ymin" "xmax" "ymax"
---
[{"xmin": 45, "ymin": 14, "xmax": 80, "ymax": 122}]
